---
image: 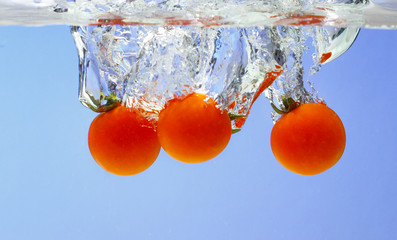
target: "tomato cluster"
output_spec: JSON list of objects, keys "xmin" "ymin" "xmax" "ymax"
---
[
  {"xmin": 88, "ymin": 90, "xmax": 346, "ymax": 177},
  {"xmin": 88, "ymin": 93, "xmax": 232, "ymax": 176}
]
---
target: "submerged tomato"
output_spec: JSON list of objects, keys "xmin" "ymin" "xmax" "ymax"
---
[
  {"xmin": 157, "ymin": 93, "xmax": 232, "ymax": 164},
  {"xmin": 88, "ymin": 106, "xmax": 161, "ymax": 176},
  {"xmin": 270, "ymin": 102, "xmax": 346, "ymax": 175}
]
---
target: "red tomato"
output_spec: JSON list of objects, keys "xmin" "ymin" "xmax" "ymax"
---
[
  {"xmin": 270, "ymin": 102, "xmax": 346, "ymax": 175},
  {"xmin": 157, "ymin": 93, "xmax": 232, "ymax": 163},
  {"xmin": 88, "ymin": 106, "xmax": 161, "ymax": 176}
]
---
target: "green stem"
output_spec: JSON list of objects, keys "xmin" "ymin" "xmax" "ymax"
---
[
  {"xmin": 228, "ymin": 113, "xmax": 246, "ymax": 121},
  {"xmin": 271, "ymin": 97, "xmax": 299, "ymax": 115},
  {"xmin": 86, "ymin": 91, "xmax": 122, "ymax": 113}
]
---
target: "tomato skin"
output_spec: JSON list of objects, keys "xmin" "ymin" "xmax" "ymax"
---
[
  {"xmin": 270, "ymin": 103, "xmax": 346, "ymax": 175},
  {"xmin": 157, "ymin": 93, "xmax": 232, "ymax": 164},
  {"xmin": 88, "ymin": 106, "xmax": 161, "ymax": 176}
]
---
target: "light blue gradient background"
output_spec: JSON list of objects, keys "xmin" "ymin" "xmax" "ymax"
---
[{"xmin": 0, "ymin": 26, "xmax": 396, "ymax": 239}]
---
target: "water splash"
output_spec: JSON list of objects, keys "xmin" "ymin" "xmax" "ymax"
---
[{"xmin": 71, "ymin": 23, "xmax": 359, "ymax": 130}]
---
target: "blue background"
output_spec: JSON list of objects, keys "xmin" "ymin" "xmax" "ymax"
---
[{"xmin": 0, "ymin": 26, "xmax": 396, "ymax": 239}]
